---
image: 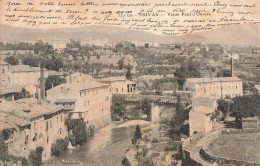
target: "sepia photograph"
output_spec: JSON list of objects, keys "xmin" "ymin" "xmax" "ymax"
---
[{"xmin": 0, "ymin": 0, "xmax": 259, "ymax": 165}]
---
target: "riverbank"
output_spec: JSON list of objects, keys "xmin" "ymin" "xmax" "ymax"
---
[{"xmin": 43, "ymin": 120, "xmax": 152, "ymax": 166}]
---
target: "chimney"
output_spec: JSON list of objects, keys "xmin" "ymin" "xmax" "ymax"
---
[
  {"xmin": 69, "ymin": 72, "xmax": 72, "ymax": 83},
  {"xmin": 231, "ymin": 53, "xmax": 233, "ymax": 77},
  {"xmin": 40, "ymin": 66, "xmax": 45, "ymax": 101}
]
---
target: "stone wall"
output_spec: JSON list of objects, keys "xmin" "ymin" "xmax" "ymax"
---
[
  {"xmin": 221, "ymin": 128, "xmax": 259, "ymax": 135},
  {"xmin": 182, "ymin": 150, "xmax": 203, "ymax": 166},
  {"xmin": 200, "ymin": 130, "xmax": 259, "ymax": 166}
]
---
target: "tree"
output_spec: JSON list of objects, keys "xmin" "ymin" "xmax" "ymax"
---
[
  {"xmin": 230, "ymin": 95, "xmax": 260, "ymax": 128},
  {"xmin": 17, "ymin": 88, "xmax": 32, "ymax": 99},
  {"xmin": 4, "ymin": 56, "xmax": 19, "ymax": 65},
  {"xmin": 217, "ymin": 69, "xmax": 231, "ymax": 77},
  {"xmin": 217, "ymin": 99, "xmax": 232, "ymax": 121},
  {"xmin": 111, "ymin": 95, "xmax": 126, "ymax": 120},
  {"xmin": 29, "ymin": 147, "xmax": 43, "ymax": 166},
  {"xmin": 174, "ymin": 59, "xmax": 201, "ymax": 90},
  {"xmin": 117, "ymin": 58, "xmax": 125, "ymax": 70},
  {"xmin": 132, "ymin": 125, "xmax": 142, "ymax": 144},
  {"xmin": 51, "ymin": 138, "xmax": 69, "ymax": 156},
  {"xmin": 0, "ymin": 131, "xmax": 9, "ymax": 162},
  {"xmin": 65, "ymin": 118, "xmax": 87, "ymax": 145},
  {"xmin": 45, "ymin": 75, "xmax": 66, "ymax": 91},
  {"xmin": 125, "ymin": 64, "xmax": 133, "ymax": 80},
  {"xmin": 168, "ymin": 95, "xmax": 189, "ymax": 138},
  {"xmin": 23, "ymin": 56, "xmax": 41, "ymax": 67},
  {"xmin": 141, "ymin": 98, "xmax": 152, "ymax": 121}
]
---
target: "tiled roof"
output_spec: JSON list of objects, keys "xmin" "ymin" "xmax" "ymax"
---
[
  {"xmin": 9, "ymin": 65, "xmax": 47, "ymax": 73},
  {"xmin": 0, "ymin": 98, "xmax": 65, "ymax": 125},
  {"xmin": 0, "ymin": 84, "xmax": 23, "ymax": 95},
  {"xmin": 192, "ymin": 96, "xmax": 216, "ymax": 114},
  {"xmin": 99, "ymin": 76, "xmax": 126, "ymax": 82},
  {"xmin": 54, "ymin": 98, "xmax": 77, "ymax": 103},
  {"xmin": 186, "ymin": 77, "xmax": 241, "ymax": 84},
  {"xmin": 50, "ymin": 81, "xmax": 110, "ymax": 92}
]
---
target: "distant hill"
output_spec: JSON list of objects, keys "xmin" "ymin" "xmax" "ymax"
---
[{"xmin": 0, "ymin": 24, "xmax": 259, "ymax": 46}]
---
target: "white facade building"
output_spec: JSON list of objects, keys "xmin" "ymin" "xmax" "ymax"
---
[{"xmin": 183, "ymin": 77, "xmax": 243, "ymax": 99}]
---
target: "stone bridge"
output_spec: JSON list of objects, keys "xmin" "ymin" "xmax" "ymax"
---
[{"xmin": 120, "ymin": 94, "xmax": 191, "ymax": 122}]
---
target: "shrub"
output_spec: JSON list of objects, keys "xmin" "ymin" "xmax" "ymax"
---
[
  {"xmin": 29, "ymin": 147, "xmax": 43, "ymax": 166},
  {"xmin": 51, "ymin": 138, "xmax": 69, "ymax": 156}
]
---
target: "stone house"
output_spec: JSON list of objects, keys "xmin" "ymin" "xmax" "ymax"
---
[
  {"xmin": 46, "ymin": 80, "xmax": 112, "ymax": 129},
  {"xmin": 0, "ymin": 98, "xmax": 71, "ymax": 161},
  {"xmin": 98, "ymin": 76, "xmax": 137, "ymax": 94},
  {"xmin": 189, "ymin": 97, "xmax": 217, "ymax": 136}
]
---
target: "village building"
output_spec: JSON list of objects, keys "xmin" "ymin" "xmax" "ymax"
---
[
  {"xmin": 0, "ymin": 98, "xmax": 71, "ymax": 161},
  {"xmin": 98, "ymin": 76, "xmax": 137, "ymax": 94},
  {"xmin": 0, "ymin": 59, "xmax": 10, "ymax": 85},
  {"xmin": 0, "ymin": 61, "xmax": 50, "ymax": 99},
  {"xmin": 46, "ymin": 80, "xmax": 112, "ymax": 129},
  {"xmin": 66, "ymin": 72, "xmax": 94, "ymax": 83},
  {"xmin": 0, "ymin": 84, "xmax": 23, "ymax": 101},
  {"xmin": 189, "ymin": 96, "xmax": 217, "ymax": 136},
  {"xmin": 183, "ymin": 77, "xmax": 243, "ymax": 99}
]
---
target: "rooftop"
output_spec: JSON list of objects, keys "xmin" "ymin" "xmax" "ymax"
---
[
  {"xmin": 49, "ymin": 81, "xmax": 110, "ymax": 92},
  {"xmin": 99, "ymin": 76, "xmax": 136, "ymax": 84},
  {"xmin": 0, "ymin": 84, "xmax": 22, "ymax": 95},
  {"xmin": 186, "ymin": 77, "xmax": 241, "ymax": 84},
  {"xmin": 0, "ymin": 98, "xmax": 66, "ymax": 126},
  {"xmin": 9, "ymin": 65, "xmax": 47, "ymax": 73},
  {"xmin": 192, "ymin": 96, "xmax": 216, "ymax": 114}
]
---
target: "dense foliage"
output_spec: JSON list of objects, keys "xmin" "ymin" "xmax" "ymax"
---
[
  {"xmin": 4, "ymin": 56, "xmax": 19, "ymax": 65},
  {"xmin": 141, "ymin": 98, "xmax": 152, "ymax": 121},
  {"xmin": 0, "ymin": 131, "xmax": 9, "ymax": 162},
  {"xmin": 45, "ymin": 75, "xmax": 66, "ymax": 91},
  {"xmin": 111, "ymin": 95, "xmax": 126, "ymax": 120},
  {"xmin": 29, "ymin": 147, "xmax": 43, "ymax": 166},
  {"xmin": 168, "ymin": 95, "xmax": 190, "ymax": 138},
  {"xmin": 217, "ymin": 99, "xmax": 232, "ymax": 121},
  {"xmin": 51, "ymin": 138, "xmax": 69, "ymax": 156},
  {"xmin": 230, "ymin": 95, "xmax": 260, "ymax": 128},
  {"xmin": 65, "ymin": 118, "xmax": 87, "ymax": 145},
  {"xmin": 174, "ymin": 59, "xmax": 201, "ymax": 90}
]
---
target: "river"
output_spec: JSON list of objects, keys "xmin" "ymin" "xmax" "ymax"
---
[{"xmin": 43, "ymin": 120, "xmax": 152, "ymax": 166}]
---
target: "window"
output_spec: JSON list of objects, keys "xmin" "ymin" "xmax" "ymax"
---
[
  {"xmin": 25, "ymin": 135, "xmax": 29, "ymax": 145},
  {"xmin": 34, "ymin": 122, "xmax": 37, "ymax": 130},
  {"xmin": 50, "ymin": 120, "xmax": 52, "ymax": 128},
  {"xmin": 61, "ymin": 116, "xmax": 62, "ymax": 122},
  {"xmin": 122, "ymin": 88, "xmax": 123, "ymax": 92},
  {"xmin": 57, "ymin": 117, "xmax": 59, "ymax": 123},
  {"xmin": 47, "ymin": 136, "xmax": 49, "ymax": 144},
  {"xmin": 2, "ymin": 69, "xmax": 4, "ymax": 73},
  {"xmin": 46, "ymin": 121, "xmax": 49, "ymax": 131}
]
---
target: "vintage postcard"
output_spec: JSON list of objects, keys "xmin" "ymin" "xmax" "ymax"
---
[{"xmin": 0, "ymin": 0, "xmax": 259, "ymax": 165}]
